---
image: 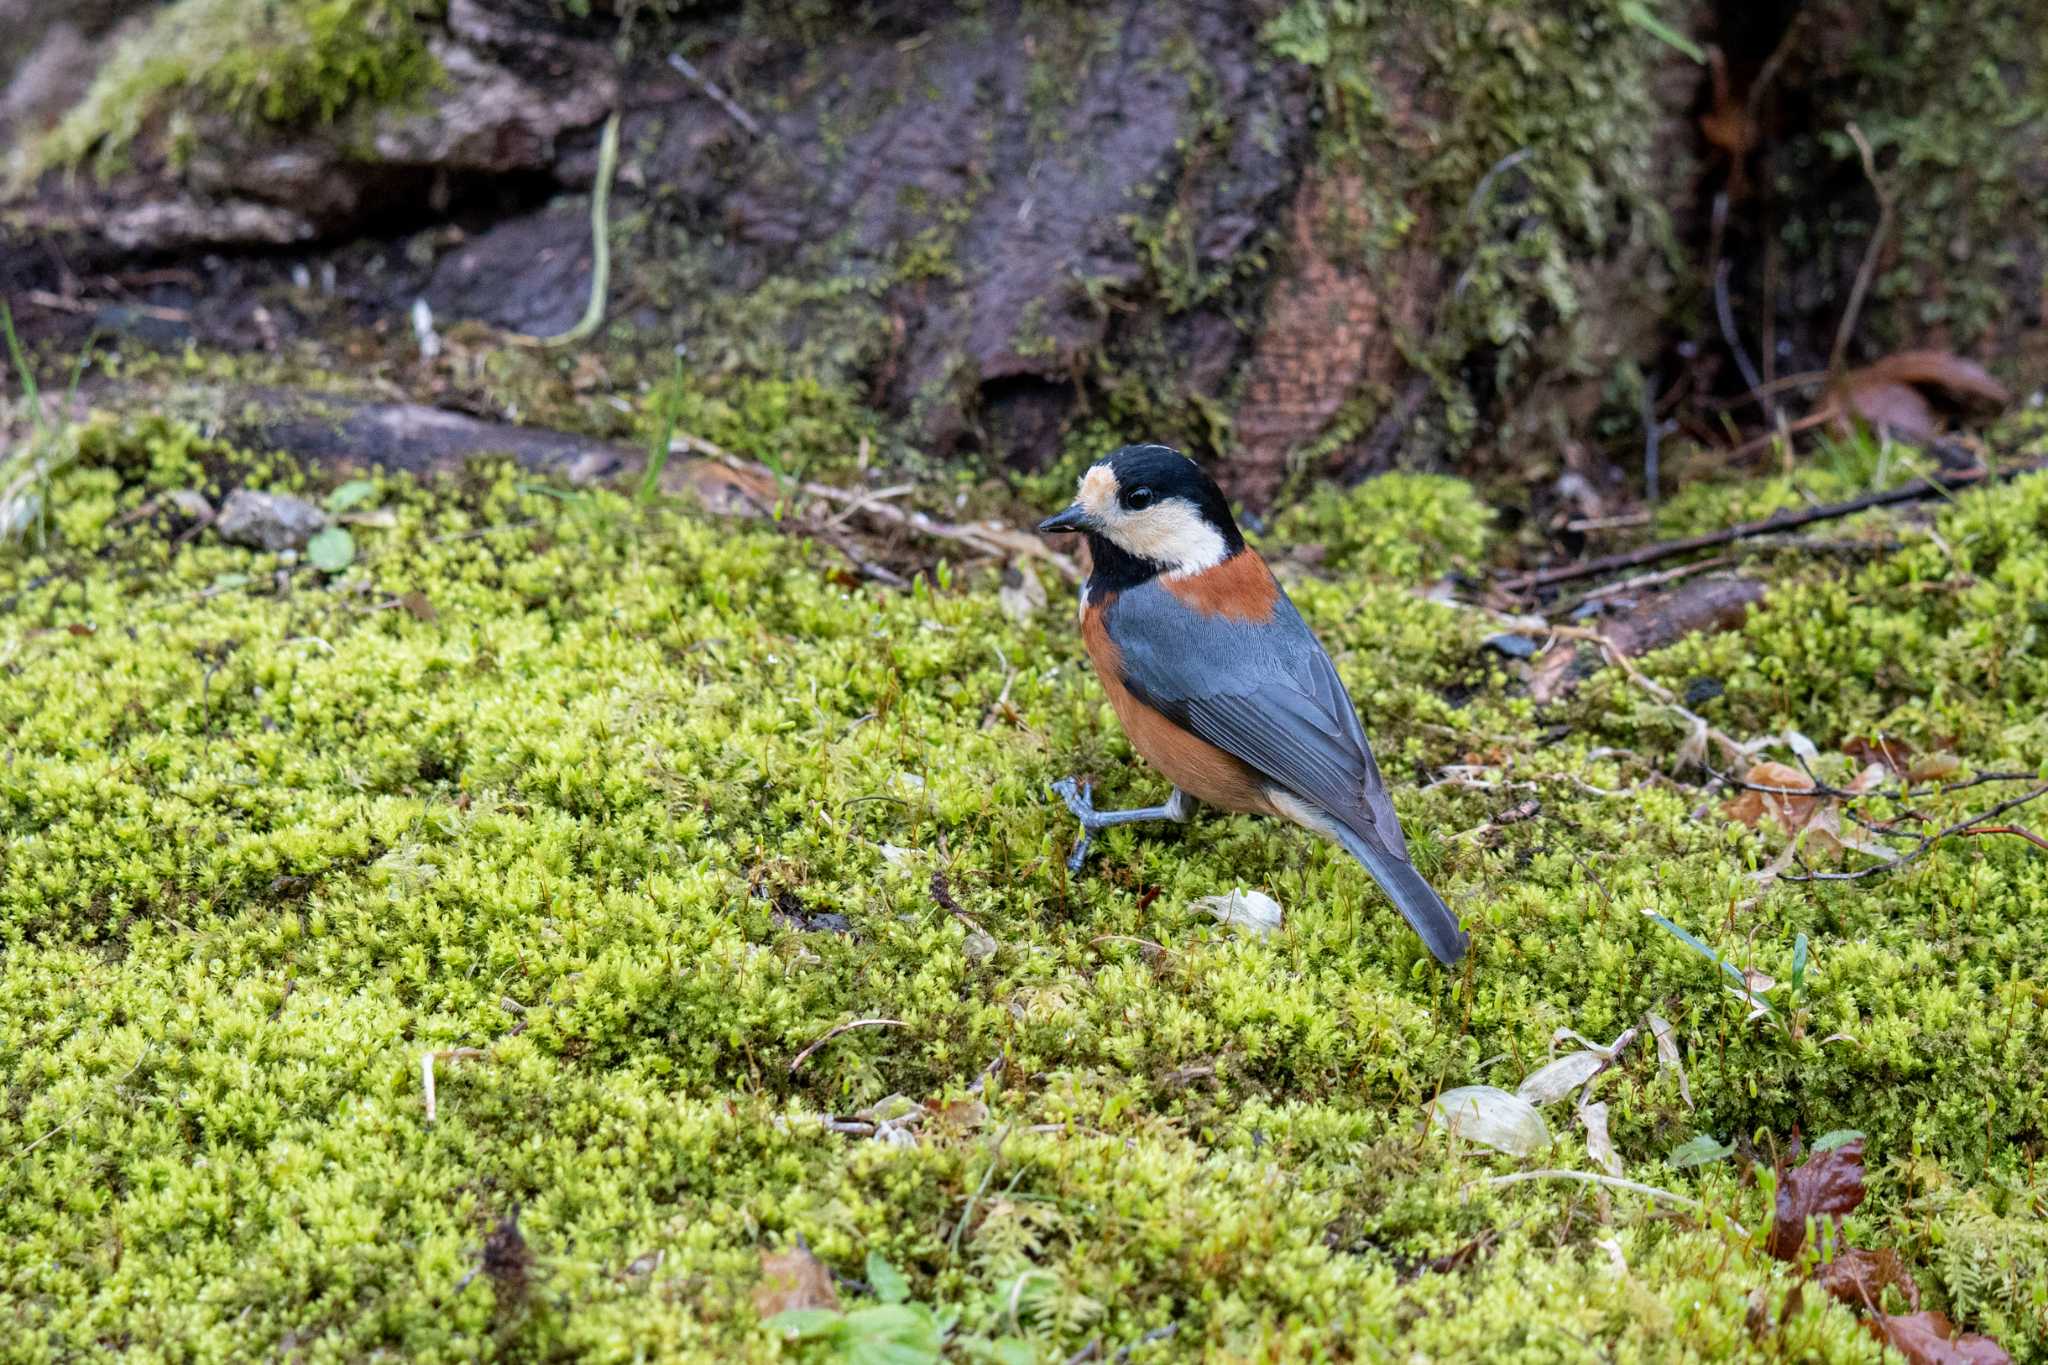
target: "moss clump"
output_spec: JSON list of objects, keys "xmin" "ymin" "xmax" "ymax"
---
[
  {"xmin": 1266, "ymin": 472, "xmax": 1494, "ymax": 579},
  {"xmin": 3, "ymin": 413, "xmax": 2045, "ymax": 1358},
  {"xmin": 23, "ymin": 0, "xmax": 440, "ymax": 179},
  {"xmin": 647, "ymin": 371, "xmax": 888, "ymax": 478},
  {"xmin": 1261, "ymin": 0, "xmax": 1683, "ymax": 458},
  {"xmin": 1782, "ymin": 0, "xmax": 2048, "ymax": 364}
]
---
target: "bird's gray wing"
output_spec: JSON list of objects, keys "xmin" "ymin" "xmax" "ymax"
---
[{"xmin": 1103, "ymin": 579, "xmax": 1407, "ymax": 856}]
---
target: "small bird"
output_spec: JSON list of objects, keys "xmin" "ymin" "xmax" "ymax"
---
[{"xmin": 1038, "ymin": 443, "xmax": 1469, "ymax": 966}]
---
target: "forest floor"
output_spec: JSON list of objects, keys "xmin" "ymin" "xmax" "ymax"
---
[{"xmin": 3, "ymin": 390, "xmax": 2047, "ymax": 1362}]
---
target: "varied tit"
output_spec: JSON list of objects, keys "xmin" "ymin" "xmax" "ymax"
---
[{"xmin": 1037, "ymin": 443, "xmax": 1469, "ymax": 967}]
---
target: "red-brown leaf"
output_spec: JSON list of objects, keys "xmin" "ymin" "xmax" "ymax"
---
[
  {"xmin": 1852, "ymin": 351, "xmax": 2012, "ymax": 408},
  {"xmin": 1765, "ymin": 1139, "xmax": 1867, "ymax": 1262},
  {"xmin": 1818, "ymin": 1247, "xmax": 1919, "ymax": 1311},
  {"xmin": 1829, "ymin": 351, "xmax": 2012, "ymax": 443},
  {"xmin": 1867, "ymin": 1311, "xmax": 2014, "ymax": 1365},
  {"xmin": 1841, "ymin": 380, "xmax": 1937, "ymax": 442}
]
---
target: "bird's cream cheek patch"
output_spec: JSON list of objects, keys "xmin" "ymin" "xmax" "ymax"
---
[{"xmin": 1120, "ymin": 504, "xmax": 1228, "ymax": 575}]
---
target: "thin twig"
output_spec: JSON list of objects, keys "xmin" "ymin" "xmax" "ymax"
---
[
  {"xmin": 667, "ymin": 52, "xmax": 766, "ymax": 139},
  {"xmin": 930, "ymin": 870, "xmax": 995, "ymax": 942},
  {"xmin": 1499, "ymin": 456, "xmax": 2048, "ymax": 592},
  {"xmin": 24, "ymin": 290, "xmax": 188, "ymax": 323},
  {"xmin": 421, "ymin": 1047, "xmax": 486, "ymax": 1124},
  {"xmin": 675, "ymin": 434, "xmax": 1082, "ymax": 582},
  {"xmin": 1829, "ymin": 123, "xmax": 1895, "ymax": 378},
  {"xmin": 789, "ymin": 1017, "xmax": 909, "ymax": 1073},
  {"xmin": 1715, "ymin": 259, "xmax": 1772, "ymax": 425},
  {"xmin": 1785, "ymin": 782, "xmax": 2048, "ymax": 882},
  {"xmin": 1566, "ymin": 511, "xmax": 1653, "ymax": 534},
  {"xmin": 1703, "ymin": 370, "xmax": 1829, "ymax": 409},
  {"xmin": 1955, "ymin": 824, "xmax": 2048, "ymax": 853},
  {"xmin": 16, "ymin": 1045, "xmax": 154, "ymax": 1157},
  {"xmin": 1476, "ymin": 1170, "xmax": 1747, "ymax": 1238},
  {"xmin": 1707, "ymin": 765, "xmax": 2040, "ymax": 803},
  {"xmin": 1566, "ymin": 554, "xmax": 1736, "ymax": 609}
]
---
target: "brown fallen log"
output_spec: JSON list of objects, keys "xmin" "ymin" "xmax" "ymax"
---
[
  {"xmin": 82, "ymin": 384, "xmax": 1080, "ymax": 582},
  {"xmin": 1527, "ymin": 575, "xmax": 1766, "ymax": 704}
]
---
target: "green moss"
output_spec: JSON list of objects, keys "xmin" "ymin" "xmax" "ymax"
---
[
  {"xmin": 647, "ymin": 370, "xmax": 889, "ymax": 479},
  {"xmin": 3, "ymin": 414, "xmax": 2046, "ymax": 1358},
  {"xmin": 1267, "ymin": 472, "xmax": 1495, "ymax": 579},
  {"xmin": 22, "ymin": 0, "xmax": 441, "ymax": 180},
  {"xmin": 633, "ymin": 224, "xmax": 893, "ymax": 398}
]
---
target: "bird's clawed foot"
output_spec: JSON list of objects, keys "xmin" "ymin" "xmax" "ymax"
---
[
  {"xmin": 1050, "ymin": 777, "xmax": 1100, "ymax": 872},
  {"xmin": 1048, "ymin": 778, "xmax": 1190, "ymax": 874}
]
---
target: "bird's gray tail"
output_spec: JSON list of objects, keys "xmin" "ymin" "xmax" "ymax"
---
[{"xmin": 1332, "ymin": 825, "xmax": 1469, "ymax": 966}]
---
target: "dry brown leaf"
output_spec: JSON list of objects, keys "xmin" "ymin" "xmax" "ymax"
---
[
  {"xmin": 1818, "ymin": 1247, "xmax": 1920, "ymax": 1312},
  {"xmin": 753, "ymin": 1245, "xmax": 839, "ymax": 1317},
  {"xmin": 1725, "ymin": 762, "xmax": 1895, "ymax": 863},
  {"xmin": 1765, "ymin": 1139, "xmax": 1867, "ymax": 1262},
  {"xmin": 1840, "ymin": 381, "xmax": 1937, "ymax": 442},
  {"xmin": 1527, "ymin": 644, "xmax": 1578, "ymax": 706},
  {"xmin": 1866, "ymin": 1311, "xmax": 2014, "ymax": 1365},
  {"xmin": 1908, "ymin": 752, "xmax": 1962, "ymax": 783},
  {"xmin": 924, "ymin": 1096, "xmax": 989, "ymax": 1128},
  {"xmin": 1724, "ymin": 761, "xmax": 1823, "ymax": 833},
  {"xmin": 1830, "ymin": 351, "xmax": 2012, "ymax": 443},
  {"xmin": 1852, "ymin": 351, "xmax": 2013, "ymax": 407},
  {"xmin": 1698, "ymin": 47, "xmax": 1757, "ymax": 162},
  {"xmin": 1844, "ymin": 736, "xmax": 1913, "ymax": 778}
]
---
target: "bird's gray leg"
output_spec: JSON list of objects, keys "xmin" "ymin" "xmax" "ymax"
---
[{"xmin": 1048, "ymin": 778, "xmax": 1192, "ymax": 873}]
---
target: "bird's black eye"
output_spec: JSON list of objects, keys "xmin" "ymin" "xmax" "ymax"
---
[{"xmin": 1124, "ymin": 486, "xmax": 1154, "ymax": 511}]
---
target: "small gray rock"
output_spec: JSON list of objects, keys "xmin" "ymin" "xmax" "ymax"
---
[
  {"xmin": 1480, "ymin": 632, "xmax": 1539, "ymax": 660},
  {"xmin": 165, "ymin": 489, "xmax": 215, "ymax": 522},
  {"xmin": 215, "ymin": 489, "xmax": 327, "ymax": 552}
]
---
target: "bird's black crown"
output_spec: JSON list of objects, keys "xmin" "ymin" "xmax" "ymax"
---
[{"xmin": 1100, "ymin": 444, "xmax": 1242, "ymax": 543}]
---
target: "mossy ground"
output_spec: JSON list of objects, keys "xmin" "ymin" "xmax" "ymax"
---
[{"xmin": 3, "ymin": 413, "xmax": 2047, "ymax": 1362}]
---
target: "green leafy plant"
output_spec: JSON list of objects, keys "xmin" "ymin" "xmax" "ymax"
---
[
  {"xmin": 0, "ymin": 303, "xmax": 96, "ymax": 546},
  {"xmin": 325, "ymin": 479, "xmax": 378, "ymax": 513},
  {"xmin": 765, "ymin": 1253, "xmax": 1034, "ymax": 1365},
  {"xmin": 1670, "ymin": 1134, "xmax": 1737, "ymax": 1168},
  {"xmin": 1641, "ymin": 909, "xmax": 1774, "ymax": 1018},
  {"xmin": 306, "ymin": 525, "xmax": 357, "ymax": 572},
  {"xmin": 1619, "ymin": 1, "xmax": 1705, "ymax": 63}
]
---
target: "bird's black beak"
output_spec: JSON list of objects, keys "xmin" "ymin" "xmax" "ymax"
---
[{"xmin": 1037, "ymin": 504, "xmax": 1090, "ymax": 534}]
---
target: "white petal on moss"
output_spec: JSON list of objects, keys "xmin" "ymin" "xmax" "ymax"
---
[
  {"xmin": 1430, "ymin": 1086, "xmax": 1551, "ymax": 1158},
  {"xmin": 1581, "ymin": 1100, "xmax": 1623, "ymax": 1177},
  {"xmin": 1646, "ymin": 1012, "xmax": 1693, "ymax": 1109},
  {"xmin": 1516, "ymin": 1050, "xmax": 1605, "ymax": 1107},
  {"xmin": 1193, "ymin": 888, "xmax": 1283, "ymax": 936},
  {"xmin": 1595, "ymin": 1237, "xmax": 1628, "ymax": 1277}
]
